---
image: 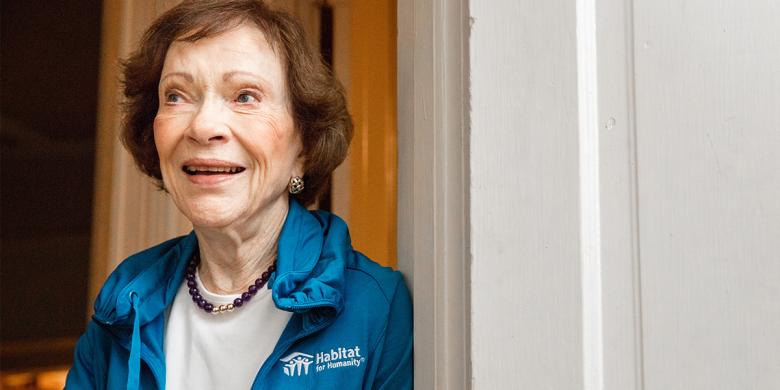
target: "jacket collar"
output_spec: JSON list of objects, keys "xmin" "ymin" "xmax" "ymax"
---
[
  {"xmin": 270, "ymin": 198, "xmax": 346, "ymax": 317},
  {"xmin": 92, "ymin": 198, "xmax": 348, "ymax": 329},
  {"xmin": 92, "ymin": 234, "xmax": 193, "ymax": 328}
]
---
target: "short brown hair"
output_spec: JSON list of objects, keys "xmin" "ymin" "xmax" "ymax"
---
[{"xmin": 121, "ymin": 0, "xmax": 352, "ymax": 206}]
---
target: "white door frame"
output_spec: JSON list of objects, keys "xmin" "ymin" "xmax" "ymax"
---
[{"xmin": 396, "ymin": 1, "xmax": 471, "ymax": 389}]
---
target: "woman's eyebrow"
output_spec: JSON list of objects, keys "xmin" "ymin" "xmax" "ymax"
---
[
  {"xmin": 223, "ymin": 70, "xmax": 269, "ymax": 85},
  {"xmin": 160, "ymin": 72, "xmax": 194, "ymax": 83}
]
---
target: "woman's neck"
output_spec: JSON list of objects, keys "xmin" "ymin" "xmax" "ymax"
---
[{"xmin": 193, "ymin": 200, "xmax": 289, "ymax": 295}]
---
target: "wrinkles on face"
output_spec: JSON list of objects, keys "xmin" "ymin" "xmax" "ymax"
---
[{"xmin": 152, "ymin": 23, "xmax": 303, "ymax": 232}]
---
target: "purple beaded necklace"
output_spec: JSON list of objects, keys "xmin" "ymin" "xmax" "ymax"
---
[{"xmin": 185, "ymin": 251, "xmax": 276, "ymax": 315}]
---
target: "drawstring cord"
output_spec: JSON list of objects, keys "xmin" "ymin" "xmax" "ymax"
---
[{"xmin": 127, "ymin": 292, "xmax": 141, "ymax": 390}]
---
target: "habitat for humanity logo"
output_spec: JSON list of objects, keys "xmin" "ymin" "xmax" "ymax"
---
[
  {"xmin": 280, "ymin": 352, "xmax": 314, "ymax": 376},
  {"xmin": 280, "ymin": 346, "xmax": 365, "ymax": 376}
]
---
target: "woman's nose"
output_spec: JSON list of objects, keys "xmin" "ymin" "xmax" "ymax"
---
[{"xmin": 186, "ymin": 100, "xmax": 230, "ymax": 145}]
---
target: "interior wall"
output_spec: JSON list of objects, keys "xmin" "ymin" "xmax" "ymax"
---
[
  {"xmin": 346, "ymin": 0, "xmax": 397, "ymax": 266},
  {"xmin": 328, "ymin": 0, "xmax": 352, "ymax": 223},
  {"xmin": 633, "ymin": 1, "xmax": 780, "ymax": 388},
  {"xmin": 467, "ymin": 0, "xmax": 780, "ymax": 389}
]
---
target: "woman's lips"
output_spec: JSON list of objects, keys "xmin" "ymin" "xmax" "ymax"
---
[{"xmin": 181, "ymin": 159, "xmax": 246, "ymax": 185}]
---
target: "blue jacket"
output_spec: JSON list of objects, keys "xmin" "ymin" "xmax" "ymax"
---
[{"xmin": 65, "ymin": 200, "xmax": 413, "ymax": 389}]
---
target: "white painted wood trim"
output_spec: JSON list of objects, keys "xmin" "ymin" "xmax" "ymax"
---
[
  {"xmin": 596, "ymin": 0, "xmax": 645, "ymax": 388},
  {"xmin": 397, "ymin": 0, "xmax": 471, "ymax": 388},
  {"xmin": 576, "ymin": 0, "xmax": 604, "ymax": 389},
  {"xmin": 469, "ymin": 0, "xmax": 583, "ymax": 387}
]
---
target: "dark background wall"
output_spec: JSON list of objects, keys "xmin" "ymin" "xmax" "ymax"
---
[{"xmin": 1, "ymin": 0, "xmax": 102, "ymax": 369}]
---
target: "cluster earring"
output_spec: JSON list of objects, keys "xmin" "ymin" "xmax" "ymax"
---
[{"xmin": 288, "ymin": 176, "xmax": 304, "ymax": 194}]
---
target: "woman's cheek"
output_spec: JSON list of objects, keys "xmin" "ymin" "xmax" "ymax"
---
[{"xmin": 153, "ymin": 116, "xmax": 180, "ymax": 158}]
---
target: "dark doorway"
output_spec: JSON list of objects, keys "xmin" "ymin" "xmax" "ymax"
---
[{"xmin": 1, "ymin": 0, "xmax": 102, "ymax": 372}]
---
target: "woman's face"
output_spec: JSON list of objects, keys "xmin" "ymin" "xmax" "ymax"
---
[{"xmin": 154, "ymin": 24, "xmax": 303, "ymax": 229}]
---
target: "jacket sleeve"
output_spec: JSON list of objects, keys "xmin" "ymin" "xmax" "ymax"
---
[
  {"xmin": 372, "ymin": 276, "xmax": 413, "ymax": 390},
  {"xmin": 65, "ymin": 322, "xmax": 98, "ymax": 389}
]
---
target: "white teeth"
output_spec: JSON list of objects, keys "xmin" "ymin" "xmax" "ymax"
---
[{"xmin": 185, "ymin": 166, "xmax": 242, "ymax": 173}]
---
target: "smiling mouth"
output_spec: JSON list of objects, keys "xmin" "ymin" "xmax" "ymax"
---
[{"xmin": 182, "ymin": 165, "xmax": 246, "ymax": 175}]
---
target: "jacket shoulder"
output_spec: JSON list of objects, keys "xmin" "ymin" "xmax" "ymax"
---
[
  {"xmin": 342, "ymin": 253, "xmax": 413, "ymax": 387},
  {"xmin": 92, "ymin": 233, "xmax": 194, "ymax": 323},
  {"xmin": 345, "ymin": 253, "xmax": 407, "ymax": 305}
]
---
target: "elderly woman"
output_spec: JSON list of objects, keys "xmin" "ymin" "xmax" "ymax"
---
[{"xmin": 65, "ymin": 1, "xmax": 412, "ymax": 389}]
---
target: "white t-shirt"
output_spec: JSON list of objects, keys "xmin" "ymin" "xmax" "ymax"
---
[{"xmin": 165, "ymin": 270, "xmax": 292, "ymax": 390}]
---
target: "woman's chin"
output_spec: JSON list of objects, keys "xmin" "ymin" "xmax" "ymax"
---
[
  {"xmin": 178, "ymin": 203, "xmax": 246, "ymax": 229},
  {"xmin": 170, "ymin": 189, "xmax": 287, "ymax": 230}
]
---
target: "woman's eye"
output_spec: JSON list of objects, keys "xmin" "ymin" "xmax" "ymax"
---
[
  {"xmin": 236, "ymin": 92, "xmax": 258, "ymax": 104},
  {"xmin": 165, "ymin": 93, "xmax": 182, "ymax": 103}
]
